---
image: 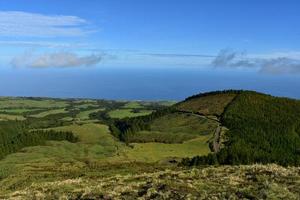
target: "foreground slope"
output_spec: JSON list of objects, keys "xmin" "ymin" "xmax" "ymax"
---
[{"xmin": 3, "ymin": 164, "xmax": 300, "ymax": 199}]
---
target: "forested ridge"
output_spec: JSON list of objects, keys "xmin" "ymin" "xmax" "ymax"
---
[{"xmin": 182, "ymin": 91, "xmax": 300, "ymax": 166}]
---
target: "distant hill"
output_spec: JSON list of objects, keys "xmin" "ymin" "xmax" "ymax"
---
[{"xmin": 180, "ymin": 90, "xmax": 300, "ymax": 166}]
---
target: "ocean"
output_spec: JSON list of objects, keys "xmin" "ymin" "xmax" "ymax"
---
[{"xmin": 0, "ymin": 66, "xmax": 299, "ymax": 101}]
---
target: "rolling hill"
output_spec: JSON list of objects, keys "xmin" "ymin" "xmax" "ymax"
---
[
  {"xmin": 179, "ymin": 90, "xmax": 300, "ymax": 166},
  {"xmin": 0, "ymin": 91, "xmax": 300, "ymax": 198}
]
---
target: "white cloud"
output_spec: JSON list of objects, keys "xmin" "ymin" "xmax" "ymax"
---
[
  {"xmin": 260, "ymin": 57, "xmax": 300, "ymax": 74},
  {"xmin": 0, "ymin": 11, "xmax": 93, "ymax": 37},
  {"xmin": 11, "ymin": 52, "xmax": 103, "ymax": 68},
  {"xmin": 0, "ymin": 40, "xmax": 88, "ymax": 48},
  {"xmin": 212, "ymin": 49, "xmax": 256, "ymax": 68},
  {"xmin": 212, "ymin": 49, "xmax": 300, "ymax": 74}
]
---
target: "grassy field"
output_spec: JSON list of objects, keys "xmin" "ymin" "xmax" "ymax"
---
[
  {"xmin": 1, "ymin": 164, "xmax": 299, "ymax": 199},
  {"xmin": 122, "ymin": 102, "xmax": 143, "ymax": 109},
  {"xmin": 0, "ymin": 97, "xmax": 217, "ymax": 197},
  {"xmin": 151, "ymin": 113, "xmax": 217, "ymax": 136},
  {"xmin": 30, "ymin": 108, "xmax": 68, "ymax": 118},
  {"xmin": 48, "ymin": 123, "xmax": 115, "ymax": 145},
  {"xmin": 0, "ymin": 114, "xmax": 26, "ymax": 121},
  {"xmin": 108, "ymin": 109, "xmax": 153, "ymax": 119},
  {"xmin": 0, "ymin": 123, "xmax": 125, "ymax": 188},
  {"xmin": 0, "ymin": 119, "xmax": 214, "ymax": 194},
  {"xmin": 74, "ymin": 103, "xmax": 99, "ymax": 109},
  {"xmin": 0, "ymin": 98, "xmax": 67, "ymax": 109},
  {"xmin": 124, "ymin": 136, "xmax": 212, "ymax": 162},
  {"xmin": 127, "ymin": 113, "xmax": 218, "ymax": 143},
  {"xmin": 75, "ymin": 108, "xmax": 105, "ymax": 120},
  {"xmin": 0, "ymin": 108, "xmax": 39, "ymax": 114},
  {"xmin": 177, "ymin": 93, "xmax": 237, "ymax": 116}
]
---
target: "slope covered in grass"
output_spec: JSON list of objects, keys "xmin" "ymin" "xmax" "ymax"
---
[
  {"xmin": 0, "ymin": 113, "xmax": 26, "ymax": 121},
  {"xmin": 1, "ymin": 92, "xmax": 300, "ymax": 198},
  {"xmin": 108, "ymin": 108, "xmax": 153, "ymax": 119},
  {"xmin": 126, "ymin": 113, "xmax": 218, "ymax": 143},
  {"xmin": 176, "ymin": 90, "xmax": 239, "ymax": 116},
  {"xmin": 2, "ymin": 164, "xmax": 299, "ymax": 199},
  {"xmin": 0, "ymin": 121, "xmax": 77, "ymax": 160},
  {"xmin": 30, "ymin": 108, "xmax": 68, "ymax": 118},
  {"xmin": 75, "ymin": 108, "xmax": 105, "ymax": 121},
  {"xmin": 124, "ymin": 136, "xmax": 212, "ymax": 162},
  {"xmin": 0, "ymin": 123, "xmax": 124, "ymax": 184}
]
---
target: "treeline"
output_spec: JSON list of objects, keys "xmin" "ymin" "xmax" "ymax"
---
[
  {"xmin": 112, "ymin": 107, "xmax": 176, "ymax": 142},
  {"xmin": 182, "ymin": 91, "xmax": 300, "ymax": 166},
  {"xmin": 0, "ymin": 121, "xmax": 78, "ymax": 159},
  {"xmin": 30, "ymin": 130, "xmax": 78, "ymax": 143},
  {"xmin": 25, "ymin": 112, "xmax": 74, "ymax": 129}
]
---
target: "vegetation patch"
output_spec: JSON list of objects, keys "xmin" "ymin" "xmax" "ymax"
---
[
  {"xmin": 176, "ymin": 90, "xmax": 238, "ymax": 116},
  {"xmin": 126, "ymin": 113, "xmax": 218, "ymax": 143},
  {"xmin": 0, "ymin": 121, "xmax": 77, "ymax": 160},
  {"xmin": 0, "ymin": 97, "xmax": 67, "ymax": 109},
  {"xmin": 30, "ymin": 108, "xmax": 68, "ymax": 118},
  {"xmin": 108, "ymin": 109, "xmax": 153, "ymax": 119},
  {"xmin": 0, "ymin": 108, "xmax": 39, "ymax": 114},
  {"xmin": 0, "ymin": 114, "xmax": 26, "ymax": 121},
  {"xmin": 124, "ymin": 136, "xmax": 212, "ymax": 162},
  {"xmin": 1, "ymin": 92, "xmax": 300, "ymax": 198},
  {"xmin": 75, "ymin": 108, "xmax": 105, "ymax": 121},
  {"xmin": 122, "ymin": 102, "xmax": 144, "ymax": 109},
  {"xmin": 2, "ymin": 164, "xmax": 299, "ymax": 199}
]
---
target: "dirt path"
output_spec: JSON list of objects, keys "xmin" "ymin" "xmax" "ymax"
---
[
  {"xmin": 175, "ymin": 110, "xmax": 223, "ymax": 152},
  {"xmin": 212, "ymin": 126, "xmax": 221, "ymax": 153}
]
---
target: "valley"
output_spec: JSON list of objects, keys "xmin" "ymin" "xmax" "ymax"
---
[{"xmin": 0, "ymin": 91, "xmax": 299, "ymax": 199}]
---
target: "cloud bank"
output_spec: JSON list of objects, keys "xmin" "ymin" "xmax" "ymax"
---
[
  {"xmin": 0, "ymin": 11, "xmax": 92, "ymax": 37},
  {"xmin": 142, "ymin": 53, "xmax": 216, "ymax": 58},
  {"xmin": 212, "ymin": 49, "xmax": 256, "ymax": 68},
  {"xmin": 212, "ymin": 49, "xmax": 300, "ymax": 74},
  {"xmin": 11, "ymin": 52, "xmax": 102, "ymax": 68},
  {"xmin": 260, "ymin": 57, "xmax": 300, "ymax": 74},
  {"xmin": 0, "ymin": 40, "xmax": 87, "ymax": 48}
]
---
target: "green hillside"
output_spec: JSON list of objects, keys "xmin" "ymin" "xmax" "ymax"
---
[
  {"xmin": 3, "ymin": 164, "xmax": 299, "ymax": 199},
  {"xmin": 0, "ymin": 92, "xmax": 300, "ymax": 198},
  {"xmin": 0, "ymin": 121, "xmax": 77, "ymax": 159},
  {"xmin": 181, "ymin": 91, "xmax": 300, "ymax": 166},
  {"xmin": 125, "ymin": 113, "xmax": 218, "ymax": 143}
]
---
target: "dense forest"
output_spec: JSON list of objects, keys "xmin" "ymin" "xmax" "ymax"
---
[
  {"xmin": 0, "ymin": 121, "xmax": 78, "ymax": 159},
  {"xmin": 182, "ymin": 91, "xmax": 300, "ymax": 166}
]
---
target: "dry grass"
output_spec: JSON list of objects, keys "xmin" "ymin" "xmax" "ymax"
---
[
  {"xmin": 2, "ymin": 164, "xmax": 299, "ymax": 199},
  {"xmin": 177, "ymin": 93, "xmax": 237, "ymax": 116}
]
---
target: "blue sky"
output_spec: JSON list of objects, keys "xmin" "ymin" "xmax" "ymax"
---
[{"xmin": 0, "ymin": 0, "xmax": 300, "ymax": 99}]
